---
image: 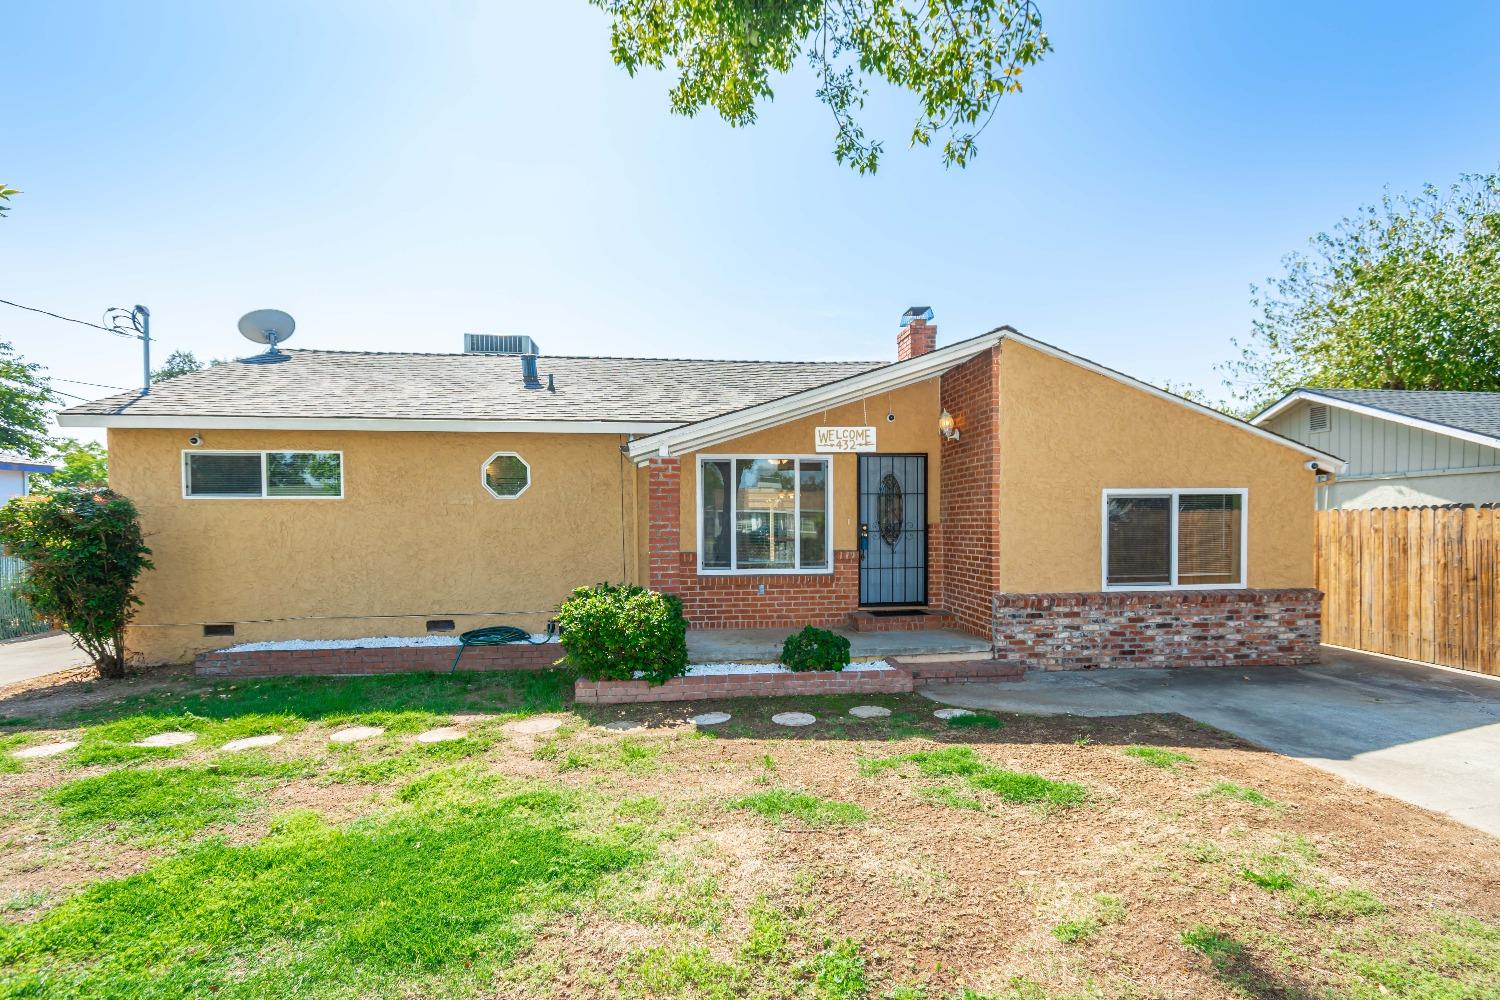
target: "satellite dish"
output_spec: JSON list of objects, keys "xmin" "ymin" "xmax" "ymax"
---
[{"xmin": 239, "ymin": 309, "xmax": 296, "ymax": 348}]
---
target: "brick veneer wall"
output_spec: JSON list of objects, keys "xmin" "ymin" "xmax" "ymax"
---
[
  {"xmin": 991, "ymin": 588, "xmax": 1323, "ymax": 670},
  {"xmin": 196, "ymin": 642, "xmax": 563, "ymax": 678},
  {"xmin": 575, "ymin": 665, "xmax": 913, "ymax": 704},
  {"xmin": 671, "ymin": 550, "xmax": 860, "ymax": 628},
  {"xmin": 938, "ymin": 348, "xmax": 1002, "ymax": 635}
]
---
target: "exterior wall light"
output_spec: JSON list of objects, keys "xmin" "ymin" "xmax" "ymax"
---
[{"xmin": 938, "ymin": 409, "xmax": 960, "ymax": 442}]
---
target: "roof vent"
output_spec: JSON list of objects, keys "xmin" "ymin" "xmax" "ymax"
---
[
  {"xmin": 1309, "ymin": 403, "xmax": 1330, "ymax": 433},
  {"xmin": 464, "ymin": 333, "xmax": 540, "ymax": 355},
  {"xmin": 521, "ymin": 354, "xmax": 542, "ymax": 389}
]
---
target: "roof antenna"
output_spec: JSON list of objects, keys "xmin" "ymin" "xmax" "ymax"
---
[{"xmin": 237, "ymin": 309, "xmax": 296, "ymax": 364}]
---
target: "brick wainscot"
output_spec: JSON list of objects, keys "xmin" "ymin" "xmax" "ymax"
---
[
  {"xmin": 197, "ymin": 642, "xmax": 562, "ymax": 678},
  {"xmin": 991, "ymin": 588, "xmax": 1323, "ymax": 670}
]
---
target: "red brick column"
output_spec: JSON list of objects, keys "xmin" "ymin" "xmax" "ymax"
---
[
  {"xmin": 937, "ymin": 347, "xmax": 1002, "ymax": 635},
  {"xmin": 646, "ymin": 457, "xmax": 682, "ymax": 594}
]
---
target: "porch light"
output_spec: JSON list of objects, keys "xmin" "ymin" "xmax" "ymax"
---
[{"xmin": 938, "ymin": 409, "xmax": 960, "ymax": 442}]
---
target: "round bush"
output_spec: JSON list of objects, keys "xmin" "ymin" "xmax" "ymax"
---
[
  {"xmin": 779, "ymin": 625, "xmax": 850, "ymax": 673},
  {"xmin": 556, "ymin": 583, "xmax": 687, "ymax": 685}
]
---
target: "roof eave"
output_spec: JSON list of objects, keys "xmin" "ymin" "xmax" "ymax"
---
[
  {"xmin": 55, "ymin": 413, "xmax": 684, "ymax": 435},
  {"xmin": 625, "ymin": 328, "xmax": 1013, "ymax": 461},
  {"xmin": 1252, "ymin": 389, "xmax": 1500, "ymax": 455}
]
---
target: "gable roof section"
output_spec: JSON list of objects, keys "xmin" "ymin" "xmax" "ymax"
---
[
  {"xmin": 626, "ymin": 328, "xmax": 1348, "ymax": 470},
  {"xmin": 56, "ymin": 350, "xmax": 884, "ymax": 433},
  {"xmin": 1253, "ymin": 388, "xmax": 1500, "ymax": 452}
]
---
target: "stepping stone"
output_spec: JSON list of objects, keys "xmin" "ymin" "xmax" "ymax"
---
[
  {"xmin": 849, "ymin": 705, "xmax": 891, "ymax": 719},
  {"xmin": 602, "ymin": 720, "xmax": 642, "ymax": 732},
  {"xmin": 221, "ymin": 734, "xmax": 284, "ymax": 752},
  {"xmin": 329, "ymin": 726, "xmax": 385, "ymax": 744},
  {"xmin": 415, "ymin": 726, "xmax": 466, "ymax": 744},
  {"xmin": 690, "ymin": 712, "xmax": 731, "ymax": 726},
  {"xmin": 933, "ymin": 708, "xmax": 975, "ymax": 720},
  {"xmin": 504, "ymin": 717, "xmax": 562, "ymax": 736},
  {"xmin": 132, "ymin": 731, "xmax": 196, "ymax": 748},
  {"xmin": 771, "ymin": 712, "xmax": 816, "ymax": 727},
  {"xmin": 10, "ymin": 740, "xmax": 78, "ymax": 760}
]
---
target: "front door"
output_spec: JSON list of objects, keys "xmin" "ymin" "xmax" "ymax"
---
[{"xmin": 857, "ymin": 454, "xmax": 928, "ymax": 605}]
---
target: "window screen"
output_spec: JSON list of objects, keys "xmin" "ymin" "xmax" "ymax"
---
[
  {"xmin": 1177, "ymin": 493, "xmax": 1242, "ymax": 585},
  {"xmin": 1105, "ymin": 496, "xmax": 1171, "ymax": 586},
  {"xmin": 700, "ymin": 460, "xmax": 731, "ymax": 569},
  {"xmin": 184, "ymin": 453, "xmax": 263, "ymax": 497}
]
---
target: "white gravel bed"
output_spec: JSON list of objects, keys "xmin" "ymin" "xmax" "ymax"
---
[
  {"xmin": 221, "ymin": 634, "xmax": 557, "ymax": 652},
  {"xmin": 667, "ymin": 659, "xmax": 893, "ymax": 678}
]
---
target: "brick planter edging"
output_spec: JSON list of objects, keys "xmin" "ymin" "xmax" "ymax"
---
[
  {"xmin": 991, "ymin": 588, "xmax": 1323, "ymax": 671},
  {"xmin": 195, "ymin": 642, "xmax": 564, "ymax": 678},
  {"xmin": 574, "ymin": 667, "xmax": 914, "ymax": 705}
]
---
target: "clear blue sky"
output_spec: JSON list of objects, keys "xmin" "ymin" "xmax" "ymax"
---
[{"xmin": 4, "ymin": 1, "xmax": 1498, "ymax": 435}]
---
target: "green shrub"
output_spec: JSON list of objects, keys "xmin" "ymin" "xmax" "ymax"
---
[
  {"xmin": 557, "ymin": 583, "xmax": 687, "ymax": 685},
  {"xmin": 0, "ymin": 487, "xmax": 152, "ymax": 678},
  {"xmin": 778, "ymin": 625, "xmax": 850, "ymax": 673}
]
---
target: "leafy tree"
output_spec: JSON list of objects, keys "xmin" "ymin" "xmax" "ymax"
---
[
  {"xmin": 151, "ymin": 350, "xmax": 208, "ymax": 383},
  {"xmin": 590, "ymin": 0, "xmax": 1050, "ymax": 173},
  {"xmin": 0, "ymin": 183, "xmax": 17, "ymax": 217},
  {"xmin": 1225, "ymin": 171, "xmax": 1500, "ymax": 414},
  {"xmin": 0, "ymin": 487, "xmax": 153, "ymax": 678},
  {"xmin": 37, "ymin": 438, "xmax": 108, "ymax": 489},
  {"xmin": 0, "ymin": 339, "xmax": 52, "ymax": 457}
]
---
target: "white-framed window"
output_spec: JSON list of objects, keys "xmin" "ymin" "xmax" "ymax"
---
[
  {"xmin": 698, "ymin": 455, "xmax": 831, "ymax": 575},
  {"xmin": 1101, "ymin": 488, "xmax": 1246, "ymax": 590},
  {"xmin": 182, "ymin": 451, "xmax": 343, "ymax": 499},
  {"xmin": 482, "ymin": 452, "xmax": 531, "ymax": 499}
]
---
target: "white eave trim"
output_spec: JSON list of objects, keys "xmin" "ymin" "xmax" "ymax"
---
[
  {"xmin": 1005, "ymin": 332, "xmax": 1348, "ymax": 473},
  {"xmin": 627, "ymin": 326, "xmax": 1348, "ymax": 471},
  {"xmin": 626, "ymin": 329, "xmax": 1009, "ymax": 461},
  {"xmin": 55, "ymin": 413, "xmax": 683, "ymax": 434},
  {"xmin": 1253, "ymin": 389, "xmax": 1500, "ymax": 455}
]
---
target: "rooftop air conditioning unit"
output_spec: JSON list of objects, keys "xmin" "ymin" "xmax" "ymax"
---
[{"xmin": 463, "ymin": 333, "xmax": 541, "ymax": 355}]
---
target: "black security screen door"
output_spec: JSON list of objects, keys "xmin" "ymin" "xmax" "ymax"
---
[{"xmin": 857, "ymin": 454, "xmax": 928, "ymax": 605}]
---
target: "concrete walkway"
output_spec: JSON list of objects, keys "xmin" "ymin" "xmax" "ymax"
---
[
  {"xmin": 924, "ymin": 648, "xmax": 1500, "ymax": 838},
  {"xmin": 0, "ymin": 633, "xmax": 90, "ymax": 687}
]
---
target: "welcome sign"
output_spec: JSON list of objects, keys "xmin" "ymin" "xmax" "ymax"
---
[{"xmin": 815, "ymin": 426, "xmax": 877, "ymax": 453}]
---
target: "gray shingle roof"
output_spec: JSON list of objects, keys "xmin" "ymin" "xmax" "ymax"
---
[
  {"xmin": 58, "ymin": 349, "xmax": 886, "ymax": 424},
  {"xmin": 1305, "ymin": 388, "xmax": 1500, "ymax": 443}
]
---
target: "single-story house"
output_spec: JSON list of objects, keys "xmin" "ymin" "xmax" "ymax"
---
[
  {"xmin": 58, "ymin": 310, "xmax": 1343, "ymax": 668},
  {"xmin": 1253, "ymin": 388, "xmax": 1500, "ymax": 510},
  {"xmin": 0, "ymin": 452, "xmax": 54, "ymax": 504}
]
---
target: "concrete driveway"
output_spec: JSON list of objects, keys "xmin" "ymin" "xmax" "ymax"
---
[
  {"xmin": 0, "ymin": 633, "xmax": 90, "ymax": 687},
  {"xmin": 924, "ymin": 648, "xmax": 1500, "ymax": 838}
]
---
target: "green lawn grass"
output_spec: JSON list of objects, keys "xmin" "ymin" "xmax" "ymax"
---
[
  {"xmin": 729, "ymin": 788, "xmax": 868, "ymax": 828},
  {"xmin": 47, "ymin": 754, "xmax": 313, "ymax": 843},
  {"xmin": 0, "ymin": 777, "xmax": 647, "ymax": 999},
  {"xmin": 862, "ymin": 746, "xmax": 1086, "ymax": 808},
  {"xmin": 1204, "ymin": 781, "xmax": 1280, "ymax": 809},
  {"xmin": 1123, "ymin": 745, "xmax": 1195, "ymax": 770}
]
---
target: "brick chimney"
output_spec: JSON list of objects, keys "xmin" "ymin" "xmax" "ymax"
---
[{"xmin": 897, "ymin": 306, "xmax": 936, "ymax": 360}]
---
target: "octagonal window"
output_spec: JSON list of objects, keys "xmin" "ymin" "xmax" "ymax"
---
[{"xmin": 482, "ymin": 452, "xmax": 530, "ymax": 499}]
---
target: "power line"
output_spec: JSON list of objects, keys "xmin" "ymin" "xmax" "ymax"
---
[
  {"xmin": 0, "ymin": 296, "xmax": 137, "ymax": 339},
  {"xmin": 51, "ymin": 376, "xmax": 129, "ymax": 391}
]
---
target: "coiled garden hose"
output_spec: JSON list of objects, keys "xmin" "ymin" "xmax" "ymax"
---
[{"xmin": 449, "ymin": 624, "xmax": 554, "ymax": 673}]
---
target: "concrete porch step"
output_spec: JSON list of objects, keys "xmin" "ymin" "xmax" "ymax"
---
[
  {"xmin": 848, "ymin": 609, "xmax": 958, "ymax": 633},
  {"xmin": 891, "ymin": 656, "xmax": 1027, "ymax": 685}
]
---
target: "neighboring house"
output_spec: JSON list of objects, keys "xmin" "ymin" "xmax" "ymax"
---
[
  {"xmin": 1253, "ymin": 389, "xmax": 1500, "ymax": 510},
  {"xmin": 58, "ymin": 310, "xmax": 1341, "ymax": 668},
  {"xmin": 0, "ymin": 452, "xmax": 54, "ymax": 504}
]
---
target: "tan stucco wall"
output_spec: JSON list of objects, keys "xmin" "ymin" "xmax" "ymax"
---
[
  {"xmin": 109, "ymin": 428, "xmax": 639, "ymax": 663},
  {"xmin": 995, "ymin": 340, "xmax": 1316, "ymax": 592},
  {"xmin": 674, "ymin": 380, "xmax": 943, "ymax": 552}
]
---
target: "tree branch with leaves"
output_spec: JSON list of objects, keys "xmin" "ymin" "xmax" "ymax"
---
[
  {"xmin": 590, "ymin": 0, "xmax": 1050, "ymax": 173},
  {"xmin": 1224, "ymin": 170, "xmax": 1500, "ymax": 414}
]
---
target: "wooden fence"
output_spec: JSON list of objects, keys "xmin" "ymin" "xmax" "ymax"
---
[{"xmin": 1315, "ymin": 505, "xmax": 1500, "ymax": 676}]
